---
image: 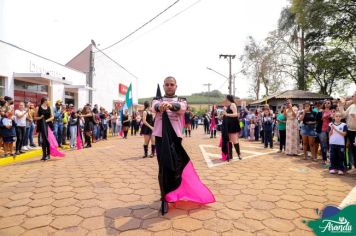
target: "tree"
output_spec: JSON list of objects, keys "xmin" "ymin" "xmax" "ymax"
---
[
  {"xmin": 304, "ymin": 0, "xmax": 356, "ymax": 94},
  {"xmin": 240, "ymin": 36, "xmax": 285, "ymax": 99},
  {"xmin": 278, "ymin": 0, "xmax": 309, "ymax": 90}
]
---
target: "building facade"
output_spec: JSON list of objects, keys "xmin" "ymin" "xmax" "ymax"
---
[
  {"xmin": 0, "ymin": 40, "xmax": 89, "ymax": 109},
  {"xmin": 66, "ymin": 43, "xmax": 137, "ymax": 111},
  {"xmin": 0, "ymin": 40, "xmax": 136, "ymax": 110}
]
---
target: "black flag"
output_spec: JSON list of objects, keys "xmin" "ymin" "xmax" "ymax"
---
[{"xmin": 155, "ymin": 84, "xmax": 162, "ymax": 99}]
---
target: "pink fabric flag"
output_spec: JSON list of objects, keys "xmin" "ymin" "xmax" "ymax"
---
[
  {"xmin": 221, "ymin": 153, "xmax": 227, "ymax": 161},
  {"xmin": 119, "ymin": 129, "xmax": 124, "ymax": 137},
  {"xmin": 165, "ymin": 161, "xmax": 215, "ymax": 204},
  {"xmin": 210, "ymin": 116, "xmax": 216, "ymax": 130},
  {"xmin": 77, "ymin": 130, "xmax": 83, "ymax": 150},
  {"xmin": 47, "ymin": 128, "xmax": 65, "ymax": 157},
  {"xmin": 219, "ymin": 137, "xmax": 227, "ymax": 160}
]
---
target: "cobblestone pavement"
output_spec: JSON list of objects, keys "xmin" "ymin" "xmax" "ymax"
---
[{"xmin": 0, "ymin": 127, "xmax": 355, "ymax": 236}]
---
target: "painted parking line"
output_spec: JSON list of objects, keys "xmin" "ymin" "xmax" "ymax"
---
[
  {"xmin": 199, "ymin": 144, "xmax": 278, "ymax": 168},
  {"xmin": 339, "ymin": 186, "xmax": 356, "ymax": 209}
]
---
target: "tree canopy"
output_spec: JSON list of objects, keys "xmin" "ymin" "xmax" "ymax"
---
[{"xmin": 240, "ymin": 0, "xmax": 355, "ymax": 98}]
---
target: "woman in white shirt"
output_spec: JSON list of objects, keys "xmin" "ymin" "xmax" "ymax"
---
[{"xmin": 15, "ymin": 102, "xmax": 28, "ymax": 154}]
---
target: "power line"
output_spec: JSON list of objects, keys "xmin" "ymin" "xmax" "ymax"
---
[
  {"xmin": 136, "ymin": 0, "xmax": 202, "ymax": 38},
  {"xmin": 96, "ymin": 0, "xmax": 202, "ymax": 55},
  {"xmin": 100, "ymin": 0, "xmax": 181, "ymax": 52},
  {"xmin": 93, "ymin": 45, "xmax": 139, "ymax": 80}
]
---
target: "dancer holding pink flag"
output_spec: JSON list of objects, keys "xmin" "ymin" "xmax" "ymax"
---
[
  {"xmin": 152, "ymin": 77, "xmax": 215, "ymax": 215},
  {"xmin": 34, "ymin": 97, "xmax": 54, "ymax": 161}
]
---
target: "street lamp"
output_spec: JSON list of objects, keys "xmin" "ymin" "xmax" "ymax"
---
[{"xmin": 206, "ymin": 67, "xmax": 229, "ymax": 79}]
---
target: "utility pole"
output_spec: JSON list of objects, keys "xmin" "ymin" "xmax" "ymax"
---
[
  {"xmin": 219, "ymin": 54, "xmax": 236, "ymax": 95},
  {"xmin": 203, "ymin": 83, "xmax": 212, "ymax": 109},
  {"xmin": 232, "ymin": 74, "xmax": 236, "ymax": 97}
]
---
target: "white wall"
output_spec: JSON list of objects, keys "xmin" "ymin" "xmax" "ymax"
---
[
  {"xmin": 51, "ymin": 81, "xmax": 65, "ymax": 105},
  {"xmin": 77, "ymin": 88, "xmax": 89, "ymax": 109},
  {"xmin": 0, "ymin": 40, "xmax": 88, "ymax": 106},
  {"xmin": 92, "ymin": 52, "xmax": 136, "ymax": 110},
  {"xmin": 0, "ymin": 41, "xmax": 86, "ymax": 84}
]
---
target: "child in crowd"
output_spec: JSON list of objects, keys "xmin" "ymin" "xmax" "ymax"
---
[
  {"xmin": 328, "ymin": 112, "xmax": 347, "ymax": 175},
  {"xmin": 0, "ymin": 111, "xmax": 17, "ymax": 158},
  {"xmin": 249, "ymin": 120, "xmax": 255, "ymax": 141}
]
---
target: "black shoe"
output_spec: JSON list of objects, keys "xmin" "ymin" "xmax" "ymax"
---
[
  {"xmin": 149, "ymin": 154, "xmax": 154, "ymax": 158},
  {"xmin": 19, "ymin": 150, "xmax": 25, "ymax": 154},
  {"xmin": 143, "ymin": 155, "xmax": 147, "ymax": 158},
  {"xmin": 160, "ymin": 200, "xmax": 169, "ymax": 215},
  {"xmin": 238, "ymin": 155, "xmax": 242, "ymax": 160},
  {"xmin": 16, "ymin": 151, "xmax": 21, "ymax": 155},
  {"xmin": 30, "ymin": 144, "xmax": 36, "ymax": 147},
  {"xmin": 45, "ymin": 156, "xmax": 50, "ymax": 160},
  {"xmin": 40, "ymin": 156, "xmax": 46, "ymax": 161}
]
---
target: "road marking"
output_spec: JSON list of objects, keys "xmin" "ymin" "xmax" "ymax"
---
[
  {"xmin": 199, "ymin": 144, "xmax": 278, "ymax": 168},
  {"xmin": 339, "ymin": 186, "xmax": 356, "ymax": 208}
]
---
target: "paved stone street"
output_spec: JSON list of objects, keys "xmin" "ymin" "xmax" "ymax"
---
[{"xmin": 0, "ymin": 127, "xmax": 355, "ymax": 236}]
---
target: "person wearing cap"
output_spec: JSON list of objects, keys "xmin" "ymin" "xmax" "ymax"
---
[{"xmin": 53, "ymin": 100, "xmax": 64, "ymax": 148}]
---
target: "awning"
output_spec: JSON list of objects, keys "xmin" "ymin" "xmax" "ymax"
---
[
  {"xmin": 13, "ymin": 72, "xmax": 73, "ymax": 85},
  {"xmin": 64, "ymin": 84, "xmax": 95, "ymax": 91}
]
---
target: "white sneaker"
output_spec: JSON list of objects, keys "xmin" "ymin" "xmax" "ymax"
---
[
  {"xmin": 329, "ymin": 169, "xmax": 336, "ymax": 174},
  {"xmin": 22, "ymin": 146, "xmax": 28, "ymax": 151},
  {"xmin": 26, "ymin": 146, "xmax": 32, "ymax": 150},
  {"xmin": 338, "ymin": 170, "xmax": 344, "ymax": 175}
]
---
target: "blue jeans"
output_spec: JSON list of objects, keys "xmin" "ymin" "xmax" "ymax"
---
[
  {"xmin": 318, "ymin": 132, "xmax": 328, "ymax": 161},
  {"xmin": 254, "ymin": 125, "xmax": 259, "ymax": 141},
  {"xmin": 244, "ymin": 125, "xmax": 249, "ymax": 139},
  {"xmin": 23, "ymin": 122, "xmax": 35, "ymax": 146},
  {"xmin": 330, "ymin": 144, "xmax": 345, "ymax": 171},
  {"xmin": 94, "ymin": 124, "xmax": 100, "ymax": 140},
  {"xmin": 112, "ymin": 123, "xmax": 117, "ymax": 135},
  {"xmin": 69, "ymin": 125, "xmax": 77, "ymax": 147},
  {"xmin": 118, "ymin": 124, "xmax": 122, "ymax": 135},
  {"xmin": 101, "ymin": 124, "xmax": 108, "ymax": 140},
  {"xmin": 53, "ymin": 122, "xmax": 63, "ymax": 145},
  {"xmin": 264, "ymin": 129, "xmax": 273, "ymax": 148}
]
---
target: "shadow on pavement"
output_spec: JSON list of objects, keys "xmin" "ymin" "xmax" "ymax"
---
[{"xmin": 103, "ymin": 201, "xmax": 204, "ymax": 234}]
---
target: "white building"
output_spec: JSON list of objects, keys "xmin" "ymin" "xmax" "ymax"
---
[
  {"xmin": 0, "ymin": 40, "xmax": 136, "ymax": 110},
  {"xmin": 65, "ymin": 43, "xmax": 136, "ymax": 111},
  {"xmin": 0, "ymin": 40, "xmax": 89, "ymax": 109}
]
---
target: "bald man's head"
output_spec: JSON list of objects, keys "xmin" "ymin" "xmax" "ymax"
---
[{"xmin": 163, "ymin": 76, "xmax": 177, "ymax": 97}]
